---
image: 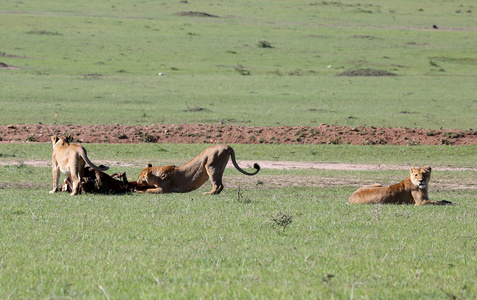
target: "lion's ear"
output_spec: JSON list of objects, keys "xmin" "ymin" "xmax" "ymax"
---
[
  {"xmin": 65, "ymin": 135, "xmax": 73, "ymax": 144},
  {"xmin": 147, "ymin": 163, "xmax": 152, "ymax": 168},
  {"xmin": 51, "ymin": 135, "xmax": 59, "ymax": 144},
  {"xmin": 410, "ymin": 166, "xmax": 415, "ymax": 174},
  {"xmin": 424, "ymin": 166, "xmax": 431, "ymax": 172},
  {"xmin": 160, "ymin": 173, "xmax": 168, "ymax": 180}
]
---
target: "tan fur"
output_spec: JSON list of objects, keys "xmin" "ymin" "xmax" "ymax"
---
[
  {"xmin": 50, "ymin": 135, "xmax": 109, "ymax": 196},
  {"xmin": 349, "ymin": 166, "xmax": 451, "ymax": 205},
  {"xmin": 136, "ymin": 145, "xmax": 260, "ymax": 194}
]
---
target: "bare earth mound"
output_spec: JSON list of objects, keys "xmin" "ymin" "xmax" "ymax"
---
[{"xmin": 0, "ymin": 124, "xmax": 475, "ymax": 145}]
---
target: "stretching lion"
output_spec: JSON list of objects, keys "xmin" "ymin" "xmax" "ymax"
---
[
  {"xmin": 50, "ymin": 135, "xmax": 109, "ymax": 195},
  {"xmin": 136, "ymin": 144, "xmax": 260, "ymax": 194},
  {"xmin": 348, "ymin": 166, "xmax": 452, "ymax": 205}
]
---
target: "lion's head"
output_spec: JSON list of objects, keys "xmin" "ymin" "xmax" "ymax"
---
[
  {"xmin": 136, "ymin": 164, "xmax": 172, "ymax": 188},
  {"xmin": 410, "ymin": 166, "xmax": 431, "ymax": 189},
  {"xmin": 137, "ymin": 167, "xmax": 153, "ymax": 186}
]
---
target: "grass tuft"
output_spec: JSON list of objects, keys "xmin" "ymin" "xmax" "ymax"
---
[{"xmin": 337, "ymin": 68, "xmax": 397, "ymax": 77}]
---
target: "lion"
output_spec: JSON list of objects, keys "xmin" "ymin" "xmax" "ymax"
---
[
  {"xmin": 348, "ymin": 166, "xmax": 453, "ymax": 205},
  {"xmin": 50, "ymin": 135, "xmax": 109, "ymax": 195},
  {"xmin": 136, "ymin": 144, "xmax": 260, "ymax": 194}
]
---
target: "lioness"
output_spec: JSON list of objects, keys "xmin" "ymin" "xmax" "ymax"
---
[
  {"xmin": 136, "ymin": 144, "xmax": 260, "ymax": 194},
  {"xmin": 50, "ymin": 135, "xmax": 109, "ymax": 195},
  {"xmin": 348, "ymin": 166, "xmax": 452, "ymax": 205}
]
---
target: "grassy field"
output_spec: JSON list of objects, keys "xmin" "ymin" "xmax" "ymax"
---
[
  {"xmin": 1, "ymin": 144, "xmax": 476, "ymax": 298},
  {"xmin": 1, "ymin": 0, "xmax": 476, "ymax": 128},
  {"xmin": 1, "ymin": 185, "xmax": 476, "ymax": 299},
  {"xmin": 1, "ymin": 0, "xmax": 477, "ymax": 298}
]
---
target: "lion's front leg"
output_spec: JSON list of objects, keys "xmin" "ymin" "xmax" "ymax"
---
[
  {"xmin": 50, "ymin": 165, "xmax": 61, "ymax": 194},
  {"xmin": 415, "ymin": 199, "xmax": 454, "ymax": 206},
  {"xmin": 138, "ymin": 187, "xmax": 165, "ymax": 194}
]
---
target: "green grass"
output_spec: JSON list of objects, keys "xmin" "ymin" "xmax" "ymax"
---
[
  {"xmin": 0, "ymin": 143, "xmax": 476, "ymax": 298},
  {"xmin": 1, "ymin": 143, "xmax": 476, "ymax": 167},
  {"xmin": 1, "ymin": 185, "xmax": 476, "ymax": 299},
  {"xmin": 1, "ymin": 0, "xmax": 476, "ymax": 128},
  {"xmin": 1, "ymin": 0, "xmax": 476, "ymax": 298}
]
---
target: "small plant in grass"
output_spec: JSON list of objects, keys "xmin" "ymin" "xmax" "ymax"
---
[
  {"xmin": 25, "ymin": 136, "xmax": 37, "ymax": 142},
  {"xmin": 442, "ymin": 132, "xmax": 461, "ymax": 139},
  {"xmin": 141, "ymin": 132, "xmax": 157, "ymax": 143},
  {"xmin": 363, "ymin": 138, "xmax": 374, "ymax": 145},
  {"xmin": 288, "ymin": 69, "xmax": 302, "ymax": 76},
  {"xmin": 234, "ymin": 64, "xmax": 250, "ymax": 76},
  {"xmin": 429, "ymin": 59, "xmax": 439, "ymax": 67},
  {"xmin": 258, "ymin": 40, "xmax": 273, "ymax": 48},
  {"xmin": 327, "ymin": 136, "xmax": 341, "ymax": 145},
  {"xmin": 185, "ymin": 103, "xmax": 208, "ymax": 112},
  {"xmin": 236, "ymin": 187, "xmax": 252, "ymax": 204},
  {"xmin": 26, "ymin": 30, "xmax": 62, "ymax": 36},
  {"xmin": 337, "ymin": 68, "xmax": 397, "ymax": 77},
  {"xmin": 322, "ymin": 274, "xmax": 335, "ymax": 284},
  {"xmin": 440, "ymin": 138, "xmax": 454, "ymax": 145},
  {"xmin": 271, "ymin": 211, "xmax": 292, "ymax": 232}
]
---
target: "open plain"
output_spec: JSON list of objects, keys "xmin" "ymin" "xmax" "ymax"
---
[{"xmin": 1, "ymin": 0, "xmax": 476, "ymax": 298}]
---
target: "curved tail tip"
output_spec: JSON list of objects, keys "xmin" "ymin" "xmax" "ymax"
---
[
  {"xmin": 99, "ymin": 165, "xmax": 110, "ymax": 171},
  {"xmin": 253, "ymin": 163, "xmax": 260, "ymax": 171}
]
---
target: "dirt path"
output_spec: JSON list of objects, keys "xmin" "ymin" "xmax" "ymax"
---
[
  {"xmin": 1, "ymin": 159, "xmax": 474, "ymax": 172},
  {"xmin": 1, "ymin": 160, "xmax": 474, "ymax": 191},
  {"xmin": 1, "ymin": 124, "xmax": 476, "ymax": 145}
]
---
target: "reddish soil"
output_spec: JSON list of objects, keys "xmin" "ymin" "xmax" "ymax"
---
[{"xmin": 0, "ymin": 124, "xmax": 475, "ymax": 145}]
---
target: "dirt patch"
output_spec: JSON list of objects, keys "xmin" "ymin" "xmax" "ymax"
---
[
  {"xmin": 0, "ymin": 160, "xmax": 473, "ymax": 173},
  {"xmin": 0, "ymin": 62, "xmax": 20, "ymax": 70},
  {"xmin": 337, "ymin": 68, "xmax": 397, "ymax": 77},
  {"xmin": 0, "ymin": 124, "xmax": 475, "ymax": 145},
  {"xmin": 0, "ymin": 52, "xmax": 30, "ymax": 59},
  {"xmin": 176, "ymin": 11, "xmax": 219, "ymax": 18},
  {"xmin": 227, "ymin": 175, "xmax": 476, "ymax": 191}
]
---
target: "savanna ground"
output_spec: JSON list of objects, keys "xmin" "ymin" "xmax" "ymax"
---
[
  {"xmin": 1, "ymin": 123, "xmax": 476, "ymax": 145},
  {"xmin": 1, "ymin": 0, "xmax": 477, "ymax": 298}
]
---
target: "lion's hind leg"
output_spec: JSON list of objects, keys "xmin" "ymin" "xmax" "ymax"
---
[
  {"xmin": 203, "ymin": 175, "xmax": 224, "ymax": 195},
  {"xmin": 348, "ymin": 184, "xmax": 385, "ymax": 204},
  {"xmin": 69, "ymin": 164, "xmax": 84, "ymax": 196},
  {"xmin": 203, "ymin": 162, "xmax": 226, "ymax": 195}
]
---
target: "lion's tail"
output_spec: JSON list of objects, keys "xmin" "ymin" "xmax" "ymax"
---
[
  {"xmin": 228, "ymin": 147, "xmax": 260, "ymax": 176},
  {"xmin": 79, "ymin": 147, "xmax": 109, "ymax": 172}
]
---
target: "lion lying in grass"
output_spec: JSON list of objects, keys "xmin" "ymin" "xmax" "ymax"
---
[
  {"xmin": 348, "ymin": 166, "xmax": 453, "ymax": 205},
  {"xmin": 136, "ymin": 144, "xmax": 260, "ymax": 194}
]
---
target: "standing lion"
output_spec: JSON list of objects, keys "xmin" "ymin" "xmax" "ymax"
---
[{"xmin": 50, "ymin": 135, "xmax": 109, "ymax": 195}]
